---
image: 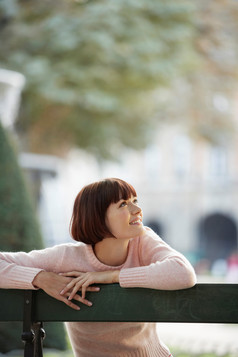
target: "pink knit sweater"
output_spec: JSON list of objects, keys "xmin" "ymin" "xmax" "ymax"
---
[{"xmin": 0, "ymin": 228, "xmax": 196, "ymax": 356}]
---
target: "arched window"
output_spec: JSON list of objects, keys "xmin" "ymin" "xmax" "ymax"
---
[{"xmin": 198, "ymin": 213, "xmax": 237, "ymax": 264}]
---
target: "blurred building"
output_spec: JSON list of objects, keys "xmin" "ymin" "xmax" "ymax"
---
[
  {"xmin": 142, "ymin": 127, "xmax": 237, "ymax": 265},
  {"xmin": 19, "ymin": 152, "xmax": 70, "ymax": 246}
]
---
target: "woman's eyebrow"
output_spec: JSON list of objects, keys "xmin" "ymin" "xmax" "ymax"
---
[{"xmin": 118, "ymin": 198, "xmax": 126, "ymax": 202}]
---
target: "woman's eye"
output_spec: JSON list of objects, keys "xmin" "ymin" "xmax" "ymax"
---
[
  {"xmin": 133, "ymin": 199, "xmax": 138, "ymax": 204},
  {"xmin": 119, "ymin": 201, "xmax": 127, "ymax": 207}
]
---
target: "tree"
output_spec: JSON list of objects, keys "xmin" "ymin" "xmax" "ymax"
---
[
  {"xmin": 0, "ymin": 0, "xmax": 198, "ymax": 158},
  {"xmin": 188, "ymin": 0, "xmax": 238, "ymax": 145},
  {"xmin": 154, "ymin": 0, "xmax": 238, "ymax": 146},
  {"xmin": 0, "ymin": 124, "xmax": 43, "ymax": 251},
  {"xmin": 0, "ymin": 122, "xmax": 67, "ymax": 352}
]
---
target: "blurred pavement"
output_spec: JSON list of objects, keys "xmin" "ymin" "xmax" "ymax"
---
[{"xmin": 158, "ymin": 323, "xmax": 238, "ymax": 356}]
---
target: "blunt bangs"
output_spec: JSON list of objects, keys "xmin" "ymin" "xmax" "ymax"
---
[{"xmin": 105, "ymin": 178, "xmax": 137, "ymax": 204}]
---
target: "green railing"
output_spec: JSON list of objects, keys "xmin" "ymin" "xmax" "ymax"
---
[{"xmin": 1, "ymin": 284, "xmax": 238, "ymax": 356}]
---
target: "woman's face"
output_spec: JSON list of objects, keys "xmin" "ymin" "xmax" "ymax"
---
[{"xmin": 105, "ymin": 196, "xmax": 143, "ymax": 239}]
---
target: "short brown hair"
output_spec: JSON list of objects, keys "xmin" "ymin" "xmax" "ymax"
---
[{"xmin": 70, "ymin": 178, "xmax": 137, "ymax": 245}]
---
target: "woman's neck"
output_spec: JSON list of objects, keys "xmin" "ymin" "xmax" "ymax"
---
[{"xmin": 93, "ymin": 237, "xmax": 131, "ymax": 266}]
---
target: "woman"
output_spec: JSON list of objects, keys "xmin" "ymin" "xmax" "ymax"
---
[{"xmin": 0, "ymin": 178, "xmax": 196, "ymax": 356}]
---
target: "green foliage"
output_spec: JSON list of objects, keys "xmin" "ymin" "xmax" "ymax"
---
[
  {"xmin": 0, "ymin": 322, "xmax": 67, "ymax": 353},
  {"xmin": 0, "ymin": 122, "xmax": 43, "ymax": 251},
  {"xmin": 155, "ymin": 0, "xmax": 238, "ymax": 146},
  {"xmin": 43, "ymin": 322, "xmax": 68, "ymax": 350},
  {"xmin": 0, "ymin": 0, "xmax": 197, "ymax": 158},
  {"xmin": 0, "ymin": 123, "xmax": 67, "ymax": 352},
  {"xmin": 0, "ymin": 322, "xmax": 24, "ymax": 353}
]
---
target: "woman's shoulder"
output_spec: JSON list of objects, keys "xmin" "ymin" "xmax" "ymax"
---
[
  {"xmin": 138, "ymin": 226, "xmax": 172, "ymax": 251},
  {"xmin": 139, "ymin": 226, "xmax": 163, "ymax": 242},
  {"xmin": 133, "ymin": 226, "xmax": 164, "ymax": 251},
  {"xmin": 41, "ymin": 241, "xmax": 87, "ymax": 256}
]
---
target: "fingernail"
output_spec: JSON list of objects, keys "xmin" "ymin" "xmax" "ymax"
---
[
  {"xmin": 88, "ymin": 302, "xmax": 92, "ymax": 306},
  {"xmin": 76, "ymin": 306, "xmax": 80, "ymax": 310},
  {"xmin": 60, "ymin": 290, "xmax": 64, "ymax": 295}
]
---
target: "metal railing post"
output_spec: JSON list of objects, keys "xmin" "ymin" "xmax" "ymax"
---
[{"xmin": 21, "ymin": 290, "xmax": 45, "ymax": 357}]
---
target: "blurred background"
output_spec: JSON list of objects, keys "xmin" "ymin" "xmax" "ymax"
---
[{"xmin": 1, "ymin": 0, "xmax": 238, "ymax": 356}]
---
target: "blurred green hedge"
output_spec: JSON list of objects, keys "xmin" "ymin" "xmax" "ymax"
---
[{"xmin": 0, "ymin": 123, "xmax": 67, "ymax": 352}]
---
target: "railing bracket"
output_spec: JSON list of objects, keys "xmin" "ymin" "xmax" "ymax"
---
[{"xmin": 22, "ymin": 290, "xmax": 45, "ymax": 357}]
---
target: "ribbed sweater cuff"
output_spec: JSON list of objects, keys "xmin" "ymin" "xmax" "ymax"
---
[
  {"xmin": 8, "ymin": 267, "xmax": 43, "ymax": 290},
  {"xmin": 119, "ymin": 267, "xmax": 149, "ymax": 288}
]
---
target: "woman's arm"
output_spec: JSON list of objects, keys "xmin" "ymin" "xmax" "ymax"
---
[
  {"xmin": 119, "ymin": 228, "xmax": 196, "ymax": 290},
  {"xmin": 0, "ymin": 244, "xmax": 78, "ymax": 289},
  {"xmin": 0, "ymin": 248, "xmax": 100, "ymax": 309},
  {"xmin": 0, "ymin": 250, "xmax": 46, "ymax": 289}
]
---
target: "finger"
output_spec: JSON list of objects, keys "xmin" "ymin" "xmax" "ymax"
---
[
  {"xmin": 61, "ymin": 296, "xmax": 80, "ymax": 311},
  {"xmin": 81, "ymin": 281, "xmax": 92, "ymax": 300},
  {"xmin": 68, "ymin": 284, "xmax": 84, "ymax": 301},
  {"xmin": 62, "ymin": 286, "xmax": 100, "ymax": 303},
  {"xmin": 60, "ymin": 286, "xmax": 70, "ymax": 295},
  {"xmin": 59, "ymin": 271, "xmax": 82, "ymax": 277},
  {"xmin": 86, "ymin": 286, "xmax": 100, "ymax": 292},
  {"xmin": 66, "ymin": 286, "xmax": 100, "ymax": 292},
  {"xmin": 69, "ymin": 293, "xmax": 93, "ymax": 307},
  {"xmin": 60, "ymin": 278, "xmax": 82, "ymax": 295}
]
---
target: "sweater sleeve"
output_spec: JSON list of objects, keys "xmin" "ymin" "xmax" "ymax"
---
[
  {"xmin": 0, "ymin": 245, "xmax": 66, "ymax": 290},
  {"xmin": 119, "ymin": 228, "xmax": 196, "ymax": 290}
]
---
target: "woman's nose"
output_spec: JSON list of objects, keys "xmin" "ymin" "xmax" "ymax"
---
[{"xmin": 130, "ymin": 203, "xmax": 142, "ymax": 214}]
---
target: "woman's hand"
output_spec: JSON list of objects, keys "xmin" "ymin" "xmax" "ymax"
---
[
  {"xmin": 33, "ymin": 271, "xmax": 100, "ymax": 310},
  {"xmin": 60, "ymin": 270, "xmax": 120, "ymax": 301}
]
